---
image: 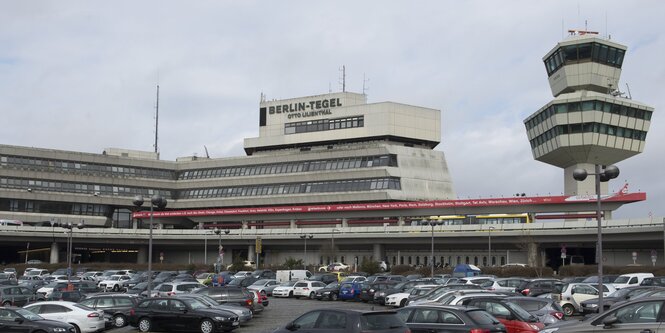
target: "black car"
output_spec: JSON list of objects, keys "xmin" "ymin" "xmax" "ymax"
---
[
  {"xmin": 79, "ymin": 293, "xmax": 142, "ymax": 328},
  {"xmin": 360, "ymin": 281, "xmax": 398, "ymax": 303},
  {"xmin": 314, "ymin": 281, "xmax": 341, "ymax": 301},
  {"xmin": 227, "ymin": 277, "xmax": 258, "ymax": 288},
  {"xmin": 46, "ymin": 290, "xmax": 86, "ymax": 302},
  {"xmin": 580, "ymin": 285, "xmax": 664, "ymax": 313},
  {"xmin": 0, "ymin": 306, "xmax": 76, "ymax": 333},
  {"xmin": 397, "ymin": 304, "xmax": 507, "ymax": 333},
  {"xmin": 128, "ymin": 296, "xmax": 239, "ymax": 332},
  {"xmin": 515, "ymin": 278, "xmax": 563, "ymax": 296},
  {"xmin": 251, "ymin": 270, "xmax": 276, "ymax": 279},
  {"xmin": 273, "ymin": 308, "xmax": 409, "ymax": 333},
  {"xmin": 308, "ymin": 273, "xmax": 338, "ymax": 285}
]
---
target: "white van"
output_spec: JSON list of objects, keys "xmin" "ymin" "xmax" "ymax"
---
[
  {"xmin": 276, "ymin": 270, "xmax": 312, "ymax": 283},
  {"xmin": 612, "ymin": 273, "xmax": 654, "ymax": 289}
]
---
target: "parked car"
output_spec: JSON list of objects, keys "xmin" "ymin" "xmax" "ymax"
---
[
  {"xmin": 272, "ymin": 280, "xmax": 299, "ymax": 298},
  {"xmin": 46, "ymin": 290, "xmax": 86, "ymax": 302},
  {"xmin": 272, "ymin": 308, "xmax": 409, "ymax": 333},
  {"xmin": 339, "ymin": 282, "xmax": 364, "ymax": 301},
  {"xmin": 397, "ymin": 304, "xmax": 507, "ymax": 333},
  {"xmin": 250, "ymin": 269, "xmax": 276, "ymax": 279},
  {"xmin": 292, "ymin": 280, "xmax": 327, "ymax": 299},
  {"xmin": 193, "ymin": 286, "xmax": 261, "ymax": 314},
  {"xmin": 515, "ymin": 279, "xmax": 563, "ymax": 297},
  {"xmin": 612, "ymin": 273, "xmax": 654, "ymax": 289},
  {"xmin": 506, "ymin": 296, "xmax": 564, "ymax": 326},
  {"xmin": 462, "ymin": 297, "xmax": 545, "ymax": 333},
  {"xmin": 247, "ymin": 279, "xmax": 279, "ymax": 296},
  {"xmin": 639, "ymin": 276, "xmax": 665, "ymax": 286},
  {"xmin": 541, "ymin": 296, "xmax": 665, "ymax": 333},
  {"xmin": 314, "ymin": 281, "xmax": 341, "ymax": 301},
  {"xmin": 0, "ymin": 306, "xmax": 77, "ymax": 333},
  {"xmin": 17, "ymin": 275, "xmax": 47, "ymax": 290},
  {"xmin": 98, "ymin": 274, "xmax": 132, "ymax": 292},
  {"xmin": 579, "ymin": 285, "xmax": 663, "ymax": 314},
  {"xmin": 386, "ymin": 285, "xmax": 439, "ymax": 307},
  {"xmin": 359, "ymin": 281, "xmax": 397, "ymax": 303},
  {"xmin": 307, "ymin": 273, "xmax": 338, "ymax": 285},
  {"xmin": 152, "ymin": 281, "xmax": 205, "ymax": 297},
  {"xmin": 0, "ymin": 272, "xmax": 17, "ymax": 285},
  {"xmin": 127, "ymin": 296, "xmax": 239, "ymax": 332},
  {"xmin": 0, "ymin": 285, "xmax": 44, "ymax": 306},
  {"xmin": 78, "ymin": 293, "xmax": 142, "ymax": 328},
  {"xmin": 318, "ymin": 262, "xmax": 349, "ymax": 272},
  {"xmin": 482, "ymin": 277, "xmax": 528, "ymax": 293},
  {"xmin": 552, "ymin": 282, "xmax": 615, "ymax": 316},
  {"xmin": 23, "ymin": 300, "xmax": 106, "ymax": 333},
  {"xmin": 227, "ymin": 276, "xmax": 258, "ymax": 288},
  {"xmin": 175, "ymin": 294, "xmax": 253, "ymax": 324}
]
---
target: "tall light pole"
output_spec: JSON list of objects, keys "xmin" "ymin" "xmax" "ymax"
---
[
  {"xmin": 300, "ymin": 234, "xmax": 313, "ymax": 270},
  {"xmin": 133, "ymin": 194, "xmax": 167, "ymax": 297},
  {"xmin": 62, "ymin": 220, "xmax": 84, "ymax": 289},
  {"xmin": 573, "ymin": 164, "xmax": 619, "ymax": 314},
  {"xmin": 203, "ymin": 228, "xmax": 208, "ymax": 265},
  {"xmin": 331, "ymin": 228, "xmax": 339, "ymax": 263},
  {"xmin": 487, "ymin": 226, "xmax": 495, "ymax": 267}
]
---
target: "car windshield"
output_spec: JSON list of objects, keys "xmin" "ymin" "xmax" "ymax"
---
[
  {"xmin": 326, "ymin": 282, "xmax": 339, "ymax": 288},
  {"xmin": 16, "ymin": 308, "xmax": 43, "ymax": 321},
  {"xmin": 132, "ymin": 282, "xmax": 148, "ymax": 290},
  {"xmin": 195, "ymin": 273, "xmax": 210, "ymax": 279},
  {"xmin": 360, "ymin": 313, "xmax": 404, "ymax": 330},
  {"xmin": 505, "ymin": 301, "xmax": 534, "ymax": 321},
  {"xmin": 26, "ymin": 271, "xmax": 42, "ymax": 276},
  {"xmin": 613, "ymin": 276, "xmax": 630, "ymax": 284},
  {"xmin": 608, "ymin": 288, "xmax": 633, "ymax": 298},
  {"xmin": 467, "ymin": 309, "xmax": 500, "ymax": 325},
  {"xmin": 252, "ymin": 279, "xmax": 268, "ymax": 286}
]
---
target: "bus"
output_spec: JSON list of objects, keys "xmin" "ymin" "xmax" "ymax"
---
[
  {"xmin": 418, "ymin": 214, "xmax": 531, "ymax": 225},
  {"xmin": 0, "ymin": 219, "xmax": 23, "ymax": 226}
]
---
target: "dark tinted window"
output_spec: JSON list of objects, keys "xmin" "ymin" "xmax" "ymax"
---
[
  {"xmin": 360, "ymin": 313, "xmax": 405, "ymax": 330},
  {"xmin": 467, "ymin": 309, "xmax": 498, "ymax": 325}
]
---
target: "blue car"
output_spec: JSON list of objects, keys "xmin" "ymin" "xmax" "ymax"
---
[{"xmin": 338, "ymin": 282, "xmax": 363, "ymax": 301}]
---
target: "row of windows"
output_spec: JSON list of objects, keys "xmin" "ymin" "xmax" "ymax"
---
[
  {"xmin": 178, "ymin": 155, "xmax": 397, "ymax": 180},
  {"xmin": 284, "ymin": 116, "xmax": 364, "ymax": 134},
  {"xmin": 545, "ymin": 42, "xmax": 625, "ymax": 76},
  {"xmin": 0, "ymin": 177, "xmax": 172, "ymax": 199},
  {"xmin": 525, "ymin": 100, "xmax": 653, "ymax": 130},
  {"xmin": 529, "ymin": 122, "xmax": 648, "ymax": 149},
  {"xmin": 0, "ymin": 155, "xmax": 175, "ymax": 180},
  {"xmin": 391, "ymin": 255, "xmax": 506, "ymax": 267},
  {"xmin": 0, "ymin": 199, "xmax": 109, "ymax": 217},
  {"xmin": 0, "ymin": 153, "xmax": 396, "ymax": 183},
  {"xmin": 180, "ymin": 177, "xmax": 401, "ymax": 199}
]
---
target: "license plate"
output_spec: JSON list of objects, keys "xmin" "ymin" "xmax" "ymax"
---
[{"xmin": 232, "ymin": 322, "xmax": 239, "ymax": 326}]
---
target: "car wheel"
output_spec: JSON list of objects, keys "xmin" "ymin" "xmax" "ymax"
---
[
  {"xmin": 288, "ymin": 291, "xmax": 293, "ymax": 298},
  {"xmin": 113, "ymin": 314, "xmax": 127, "ymax": 328},
  {"xmin": 309, "ymin": 292, "xmax": 316, "ymax": 300},
  {"xmin": 200, "ymin": 318, "xmax": 214, "ymax": 333},
  {"xmin": 563, "ymin": 304, "xmax": 575, "ymax": 317},
  {"xmin": 70, "ymin": 324, "xmax": 81, "ymax": 333},
  {"xmin": 260, "ymin": 290, "xmax": 266, "ymax": 297},
  {"xmin": 399, "ymin": 299, "xmax": 407, "ymax": 307},
  {"xmin": 2, "ymin": 301, "xmax": 11, "ymax": 306},
  {"xmin": 138, "ymin": 317, "xmax": 152, "ymax": 332},
  {"xmin": 330, "ymin": 293, "xmax": 338, "ymax": 301}
]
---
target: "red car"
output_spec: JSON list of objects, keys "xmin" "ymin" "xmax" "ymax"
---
[{"xmin": 462, "ymin": 298, "xmax": 544, "ymax": 333}]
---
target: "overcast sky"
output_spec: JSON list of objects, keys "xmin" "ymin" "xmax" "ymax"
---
[{"xmin": 1, "ymin": 1, "xmax": 663, "ymax": 219}]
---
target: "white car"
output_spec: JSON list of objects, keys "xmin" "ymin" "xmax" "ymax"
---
[
  {"xmin": 272, "ymin": 280, "xmax": 299, "ymax": 298},
  {"xmin": 482, "ymin": 277, "xmax": 528, "ymax": 293},
  {"xmin": 292, "ymin": 280, "xmax": 327, "ymax": 299},
  {"xmin": 318, "ymin": 262, "xmax": 349, "ymax": 272},
  {"xmin": 98, "ymin": 275, "xmax": 131, "ymax": 292},
  {"xmin": 554, "ymin": 282, "xmax": 616, "ymax": 316},
  {"xmin": 81, "ymin": 271, "xmax": 105, "ymax": 282},
  {"xmin": 23, "ymin": 301, "xmax": 105, "ymax": 333},
  {"xmin": 386, "ymin": 285, "xmax": 438, "ymax": 307},
  {"xmin": 234, "ymin": 271, "xmax": 253, "ymax": 278}
]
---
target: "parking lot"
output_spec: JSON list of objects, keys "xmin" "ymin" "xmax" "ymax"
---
[{"xmin": 106, "ymin": 296, "xmax": 391, "ymax": 333}]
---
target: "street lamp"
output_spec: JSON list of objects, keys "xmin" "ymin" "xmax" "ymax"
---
[
  {"xmin": 487, "ymin": 226, "xmax": 495, "ymax": 267},
  {"xmin": 331, "ymin": 228, "xmax": 340, "ymax": 263},
  {"xmin": 132, "ymin": 194, "xmax": 167, "ymax": 297},
  {"xmin": 214, "ymin": 228, "xmax": 230, "ymax": 272},
  {"xmin": 573, "ymin": 164, "xmax": 620, "ymax": 314},
  {"xmin": 62, "ymin": 220, "xmax": 84, "ymax": 288},
  {"xmin": 300, "ymin": 234, "xmax": 314, "ymax": 270}
]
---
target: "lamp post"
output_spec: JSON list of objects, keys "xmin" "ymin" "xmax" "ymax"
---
[
  {"xmin": 331, "ymin": 228, "xmax": 339, "ymax": 263},
  {"xmin": 204, "ymin": 228, "xmax": 208, "ymax": 265},
  {"xmin": 487, "ymin": 226, "xmax": 495, "ymax": 267},
  {"xmin": 133, "ymin": 194, "xmax": 167, "ymax": 297},
  {"xmin": 62, "ymin": 220, "xmax": 84, "ymax": 288},
  {"xmin": 214, "ymin": 228, "xmax": 230, "ymax": 272},
  {"xmin": 573, "ymin": 164, "xmax": 620, "ymax": 314},
  {"xmin": 300, "ymin": 234, "xmax": 313, "ymax": 270}
]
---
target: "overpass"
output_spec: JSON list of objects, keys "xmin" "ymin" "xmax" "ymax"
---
[{"xmin": 2, "ymin": 216, "xmax": 664, "ymax": 271}]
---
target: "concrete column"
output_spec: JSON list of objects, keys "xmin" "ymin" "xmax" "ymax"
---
[
  {"xmin": 373, "ymin": 244, "xmax": 384, "ymax": 262},
  {"xmin": 133, "ymin": 219, "xmax": 139, "ymax": 229},
  {"xmin": 248, "ymin": 245, "xmax": 256, "ymax": 261},
  {"xmin": 290, "ymin": 219, "xmax": 296, "ymax": 229},
  {"xmin": 242, "ymin": 221, "xmax": 248, "ymax": 229},
  {"xmin": 137, "ymin": 246, "xmax": 148, "ymax": 264},
  {"xmin": 342, "ymin": 218, "xmax": 348, "ymax": 228},
  {"xmin": 49, "ymin": 242, "xmax": 59, "ymax": 264},
  {"xmin": 527, "ymin": 242, "xmax": 539, "ymax": 267},
  {"xmin": 398, "ymin": 217, "xmax": 405, "ymax": 226}
]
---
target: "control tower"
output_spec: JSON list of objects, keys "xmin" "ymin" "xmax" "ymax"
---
[{"xmin": 524, "ymin": 30, "xmax": 655, "ymax": 197}]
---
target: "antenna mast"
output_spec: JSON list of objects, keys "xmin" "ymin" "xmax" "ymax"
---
[
  {"xmin": 339, "ymin": 65, "xmax": 346, "ymax": 92},
  {"xmin": 154, "ymin": 85, "xmax": 160, "ymax": 156},
  {"xmin": 362, "ymin": 73, "xmax": 370, "ymax": 96}
]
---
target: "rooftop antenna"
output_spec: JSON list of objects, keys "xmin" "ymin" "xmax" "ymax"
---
[
  {"xmin": 260, "ymin": 92, "xmax": 266, "ymax": 103},
  {"xmin": 154, "ymin": 85, "xmax": 160, "ymax": 158},
  {"xmin": 204, "ymin": 145, "xmax": 210, "ymax": 158},
  {"xmin": 362, "ymin": 73, "xmax": 370, "ymax": 96},
  {"xmin": 339, "ymin": 65, "xmax": 346, "ymax": 92},
  {"xmin": 625, "ymin": 83, "xmax": 633, "ymax": 99}
]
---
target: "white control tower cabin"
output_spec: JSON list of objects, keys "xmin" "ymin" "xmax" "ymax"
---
[{"xmin": 524, "ymin": 30, "xmax": 654, "ymax": 198}]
